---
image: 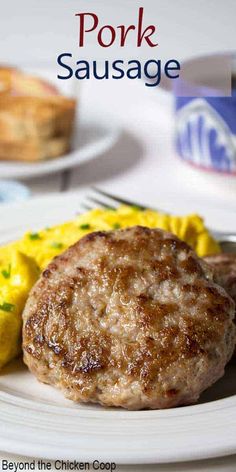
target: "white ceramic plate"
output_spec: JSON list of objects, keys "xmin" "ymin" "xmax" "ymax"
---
[
  {"xmin": 0, "ymin": 192, "xmax": 236, "ymax": 464},
  {"xmin": 0, "ymin": 116, "xmax": 120, "ymax": 180}
]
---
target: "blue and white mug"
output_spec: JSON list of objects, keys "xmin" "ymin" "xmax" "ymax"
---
[{"xmin": 174, "ymin": 53, "xmax": 236, "ymax": 174}]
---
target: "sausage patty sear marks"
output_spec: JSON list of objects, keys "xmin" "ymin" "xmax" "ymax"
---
[{"xmin": 22, "ymin": 226, "xmax": 236, "ymax": 410}]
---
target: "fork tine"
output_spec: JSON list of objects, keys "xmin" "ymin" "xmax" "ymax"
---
[
  {"xmin": 92, "ymin": 187, "xmax": 148, "ymax": 210},
  {"xmin": 80, "ymin": 203, "xmax": 93, "ymax": 211},
  {"xmin": 87, "ymin": 196, "xmax": 116, "ymax": 210}
]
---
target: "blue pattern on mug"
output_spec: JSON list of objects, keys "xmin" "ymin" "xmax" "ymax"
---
[{"xmin": 175, "ymin": 98, "xmax": 236, "ymax": 173}]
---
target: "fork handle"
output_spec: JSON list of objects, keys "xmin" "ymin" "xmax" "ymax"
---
[
  {"xmin": 211, "ymin": 230, "xmax": 236, "ymax": 242},
  {"xmin": 210, "ymin": 230, "xmax": 236, "ymax": 254}
]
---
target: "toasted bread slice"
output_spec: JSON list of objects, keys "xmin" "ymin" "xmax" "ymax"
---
[
  {"xmin": 0, "ymin": 66, "xmax": 76, "ymax": 162},
  {"xmin": 0, "ymin": 95, "xmax": 76, "ymax": 161},
  {"xmin": 0, "ymin": 96, "xmax": 75, "ymax": 139},
  {"xmin": 0, "ymin": 136, "xmax": 72, "ymax": 162},
  {"xmin": 0, "ymin": 66, "xmax": 59, "ymax": 97},
  {"xmin": 0, "ymin": 67, "xmax": 16, "ymax": 96}
]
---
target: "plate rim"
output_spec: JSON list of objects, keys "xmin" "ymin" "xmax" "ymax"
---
[{"xmin": 0, "ymin": 382, "xmax": 236, "ymax": 464}]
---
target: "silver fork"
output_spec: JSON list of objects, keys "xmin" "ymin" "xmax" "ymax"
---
[{"xmin": 81, "ymin": 187, "xmax": 236, "ymax": 254}]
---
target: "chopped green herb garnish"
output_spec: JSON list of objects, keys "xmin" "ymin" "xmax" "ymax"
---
[
  {"xmin": 113, "ymin": 223, "xmax": 121, "ymax": 229},
  {"xmin": 0, "ymin": 302, "xmax": 15, "ymax": 312},
  {"xmin": 50, "ymin": 242, "xmax": 64, "ymax": 249},
  {"xmin": 1, "ymin": 264, "xmax": 11, "ymax": 279},
  {"xmin": 29, "ymin": 233, "xmax": 41, "ymax": 241},
  {"xmin": 79, "ymin": 224, "xmax": 91, "ymax": 230}
]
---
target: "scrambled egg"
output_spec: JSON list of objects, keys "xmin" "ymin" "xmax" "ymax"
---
[
  {"xmin": 0, "ymin": 251, "xmax": 39, "ymax": 368},
  {"xmin": 0, "ymin": 205, "xmax": 220, "ymax": 369}
]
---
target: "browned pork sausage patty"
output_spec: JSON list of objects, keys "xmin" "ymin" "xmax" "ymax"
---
[
  {"xmin": 22, "ymin": 226, "xmax": 236, "ymax": 410},
  {"xmin": 205, "ymin": 253, "xmax": 236, "ymax": 305}
]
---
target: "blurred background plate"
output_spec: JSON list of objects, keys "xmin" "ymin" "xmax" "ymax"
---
[{"xmin": 0, "ymin": 114, "xmax": 120, "ymax": 180}]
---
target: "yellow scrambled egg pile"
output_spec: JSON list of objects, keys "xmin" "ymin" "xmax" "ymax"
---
[{"xmin": 0, "ymin": 206, "xmax": 220, "ymax": 369}]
